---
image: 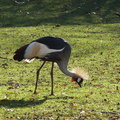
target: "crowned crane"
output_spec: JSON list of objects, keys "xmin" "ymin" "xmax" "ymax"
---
[{"xmin": 13, "ymin": 36, "xmax": 88, "ymax": 95}]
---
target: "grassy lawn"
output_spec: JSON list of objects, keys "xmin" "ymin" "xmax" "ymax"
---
[{"xmin": 0, "ymin": 0, "xmax": 120, "ymax": 119}]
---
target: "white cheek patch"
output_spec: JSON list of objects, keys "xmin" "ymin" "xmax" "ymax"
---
[{"xmin": 77, "ymin": 78, "xmax": 81, "ymax": 83}]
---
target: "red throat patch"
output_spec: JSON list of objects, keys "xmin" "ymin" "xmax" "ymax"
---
[{"xmin": 71, "ymin": 78, "xmax": 75, "ymax": 81}]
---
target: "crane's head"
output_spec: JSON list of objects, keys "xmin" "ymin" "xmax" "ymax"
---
[
  {"xmin": 72, "ymin": 77, "xmax": 83, "ymax": 87},
  {"xmin": 13, "ymin": 44, "xmax": 29, "ymax": 61},
  {"xmin": 71, "ymin": 67, "xmax": 89, "ymax": 87}
]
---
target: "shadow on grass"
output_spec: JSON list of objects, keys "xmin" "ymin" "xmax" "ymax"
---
[
  {"xmin": 0, "ymin": 0, "xmax": 119, "ymax": 27},
  {"xmin": 0, "ymin": 98, "xmax": 47, "ymax": 108},
  {"xmin": 0, "ymin": 96, "xmax": 76, "ymax": 108}
]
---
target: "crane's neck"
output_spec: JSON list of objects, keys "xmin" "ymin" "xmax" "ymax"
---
[{"xmin": 57, "ymin": 61, "xmax": 77, "ymax": 79}]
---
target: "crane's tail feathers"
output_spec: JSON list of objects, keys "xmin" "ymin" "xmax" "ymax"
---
[
  {"xmin": 72, "ymin": 67, "xmax": 89, "ymax": 80},
  {"xmin": 24, "ymin": 58, "xmax": 35, "ymax": 63}
]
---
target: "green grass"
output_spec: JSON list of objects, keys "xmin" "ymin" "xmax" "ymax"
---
[
  {"xmin": 0, "ymin": 0, "xmax": 120, "ymax": 119},
  {"xmin": 0, "ymin": 0, "xmax": 120, "ymax": 27},
  {"xmin": 0, "ymin": 24, "xmax": 120, "ymax": 120}
]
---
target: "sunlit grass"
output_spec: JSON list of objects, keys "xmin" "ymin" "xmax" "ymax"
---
[
  {"xmin": 0, "ymin": 23, "xmax": 120, "ymax": 119},
  {"xmin": 0, "ymin": 0, "xmax": 120, "ymax": 119}
]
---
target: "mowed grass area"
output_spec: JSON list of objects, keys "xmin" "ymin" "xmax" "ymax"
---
[
  {"xmin": 0, "ymin": 24, "xmax": 120, "ymax": 120},
  {"xmin": 0, "ymin": 0, "xmax": 120, "ymax": 119}
]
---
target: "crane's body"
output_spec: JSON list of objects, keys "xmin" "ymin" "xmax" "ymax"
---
[{"xmin": 13, "ymin": 36, "xmax": 87, "ymax": 95}]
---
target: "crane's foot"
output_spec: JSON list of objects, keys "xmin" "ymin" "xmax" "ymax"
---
[
  {"xmin": 33, "ymin": 90, "xmax": 39, "ymax": 94},
  {"xmin": 49, "ymin": 93, "xmax": 55, "ymax": 96},
  {"xmin": 33, "ymin": 91, "xmax": 37, "ymax": 94}
]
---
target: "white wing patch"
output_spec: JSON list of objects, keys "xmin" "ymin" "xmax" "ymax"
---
[
  {"xmin": 24, "ymin": 58, "xmax": 35, "ymax": 63},
  {"xmin": 24, "ymin": 42, "xmax": 41, "ymax": 59},
  {"xmin": 24, "ymin": 42, "xmax": 64, "ymax": 59},
  {"xmin": 37, "ymin": 43, "xmax": 64, "ymax": 58}
]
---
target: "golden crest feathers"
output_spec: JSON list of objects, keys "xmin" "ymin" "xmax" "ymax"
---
[{"xmin": 72, "ymin": 67, "xmax": 89, "ymax": 80}]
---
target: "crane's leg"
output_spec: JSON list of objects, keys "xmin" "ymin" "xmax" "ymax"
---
[
  {"xmin": 50, "ymin": 62, "xmax": 54, "ymax": 96},
  {"xmin": 34, "ymin": 61, "xmax": 46, "ymax": 94}
]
